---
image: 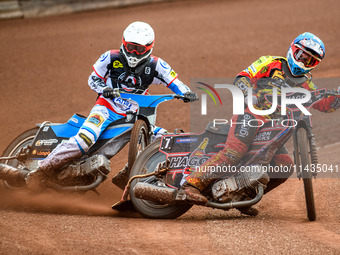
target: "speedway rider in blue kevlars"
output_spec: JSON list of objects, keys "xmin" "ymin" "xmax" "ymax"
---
[{"xmin": 26, "ymin": 21, "xmax": 197, "ymax": 190}]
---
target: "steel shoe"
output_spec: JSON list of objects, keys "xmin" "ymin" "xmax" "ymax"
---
[
  {"xmin": 111, "ymin": 164, "xmax": 129, "ymax": 190},
  {"xmin": 237, "ymin": 206, "xmax": 259, "ymax": 216},
  {"xmin": 176, "ymin": 183, "xmax": 208, "ymax": 205}
]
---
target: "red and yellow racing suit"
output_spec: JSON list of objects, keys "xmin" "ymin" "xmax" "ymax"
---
[{"xmin": 186, "ymin": 56, "xmax": 340, "ymax": 192}]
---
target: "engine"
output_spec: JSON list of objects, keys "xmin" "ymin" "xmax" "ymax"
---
[
  {"xmin": 57, "ymin": 154, "xmax": 111, "ymax": 186},
  {"xmin": 211, "ymin": 165, "xmax": 269, "ymax": 203}
]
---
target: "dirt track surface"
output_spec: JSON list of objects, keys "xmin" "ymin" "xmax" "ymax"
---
[{"xmin": 1, "ymin": 0, "xmax": 340, "ymax": 254}]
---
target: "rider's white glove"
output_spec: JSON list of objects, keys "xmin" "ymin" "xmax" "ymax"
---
[
  {"xmin": 245, "ymin": 94, "xmax": 258, "ymax": 106},
  {"xmin": 337, "ymin": 86, "xmax": 340, "ymax": 94}
]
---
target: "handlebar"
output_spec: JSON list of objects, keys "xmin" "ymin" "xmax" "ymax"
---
[
  {"xmin": 260, "ymin": 87, "xmax": 339, "ymax": 107},
  {"xmin": 174, "ymin": 93, "xmax": 199, "ymax": 103},
  {"xmin": 116, "ymin": 90, "xmax": 199, "ymax": 104},
  {"xmin": 324, "ymin": 91, "xmax": 340, "ymax": 97},
  {"xmin": 173, "ymin": 94, "xmax": 184, "ymax": 99}
]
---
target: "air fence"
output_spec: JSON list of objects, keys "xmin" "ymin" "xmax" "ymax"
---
[{"xmin": 0, "ymin": 0, "xmax": 180, "ymax": 19}]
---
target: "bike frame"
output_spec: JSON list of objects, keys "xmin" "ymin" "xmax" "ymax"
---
[
  {"xmin": 120, "ymin": 93, "xmax": 178, "ymax": 128},
  {"xmin": 24, "ymin": 93, "xmax": 180, "ymax": 161},
  {"xmin": 244, "ymin": 88, "xmax": 328, "ymax": 174},
  {"xmin": 158, "ymin": 88, "xmax": 333, "ymax": 188}
]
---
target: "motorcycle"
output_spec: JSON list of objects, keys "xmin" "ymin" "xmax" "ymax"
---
[
  {"xmin": 113, "ymin": 84, "xmax": 340, "ymax": 221},
  {"xmin": 0, "ymin": 91, "xmax": 191, "ymax": 193}
]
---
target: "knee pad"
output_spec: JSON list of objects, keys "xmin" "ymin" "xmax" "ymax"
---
[{"xmin": 83, "ymin": 105, "xmax": 110, "ymax": 138}]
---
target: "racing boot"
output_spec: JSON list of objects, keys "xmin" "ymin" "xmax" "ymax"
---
[
  {"xmin": 111, "ymin": 164, "xmax": 129, "ymax": 190},
  {"xmin": 176, "ymin": 182, "xmax": 208, "ymax": 205},
  {"xmin": 26, "ymin": 138, "xmax": 82, "ymax": 192},
  {"xmin": 237, "ymin": 206, "xmax": 259, "ymax": 216}
]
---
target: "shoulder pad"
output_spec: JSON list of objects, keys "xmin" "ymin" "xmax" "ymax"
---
[
  {"xmin": 247, "ymin": 56, "xmax": 281, "ymax": 76},
  {"xmin": 157, "ymin": 57, "xmax": 171, "ymax": 70},
  {"xmin": 272, "ymin": 56, "xmax": 287, "ymax": 62}
]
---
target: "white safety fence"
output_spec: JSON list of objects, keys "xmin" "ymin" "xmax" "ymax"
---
[{"xmin": 0, "ymin": 0, "xmax": 177, "ymax": 19}]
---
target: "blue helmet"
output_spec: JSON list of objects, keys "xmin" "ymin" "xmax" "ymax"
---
[{"xmin": 286, "ymin": 32, "xmax": 325, "ymax": 76}]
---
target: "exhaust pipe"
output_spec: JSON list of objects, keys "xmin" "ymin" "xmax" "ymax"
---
[
  {"xmin": 133, "ymin": 182, "xmax": 176, "ymax": 205},
  {"xmin": 206, "ymin": 185, "xmax": 264, "ymax": 210},
  {"xmin": 0, "ymin": 163, "xmax": 29, "ymax": 186},
  {"xmin": 47, "ymin": 175, "xmax": 104, "ymax": 192},
  {"xmin": 133, "ymin": 181, "xmax": 265, "ymax": 210}
]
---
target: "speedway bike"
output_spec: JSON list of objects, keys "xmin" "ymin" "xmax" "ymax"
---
[
  {"xmin": 115, "ymin": 86, "xmax": 340, "ymax": 221},
  {"xmin": 0, "ymin": 91, "xmax": 191, "ymax": 193}
]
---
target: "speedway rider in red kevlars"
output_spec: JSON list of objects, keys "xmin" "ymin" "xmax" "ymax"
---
[
  {"xmin": 179, "ymin": 32, "xmax": 340, "ymax": 215},
  {"xmin": 26, "ymin": 21, "xmax": 197, "ymax": 190}
]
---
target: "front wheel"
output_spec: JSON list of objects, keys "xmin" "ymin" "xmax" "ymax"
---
[
  {"xmin": 128, "ymin": 119, "xmax": 149, "ymax": 173},
  {"xmin": 1, "ymin": 127, "xmax": 39, "ymax": 189},
  {"xmin": 129, "ymin": 139, "xmax": 192, "ymax": 219},
  {"xmin": 296, "ymin": 128, "xmax": 316, "ymax": 221}
]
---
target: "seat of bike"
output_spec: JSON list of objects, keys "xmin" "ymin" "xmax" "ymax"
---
[{"xmin": 70, "ymin": 112, "xmax": 136, "ymax": 128}]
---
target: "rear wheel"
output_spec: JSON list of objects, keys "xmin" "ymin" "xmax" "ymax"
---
[
  {"xmin": 1, "ymin": 127, "xmax": 39, "ymax": 189},
  {"xmin": 296, "ymin": 128, "xmax": 316, "ymax": 221},
  {"xmin": 129, "ymin": 139, "xmax": 192, "ymax": 219}
]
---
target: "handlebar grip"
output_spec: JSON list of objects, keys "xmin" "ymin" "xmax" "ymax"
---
[
  {"xmin": 324, "ymin": 92, "xmax": 340, "ymax": 97},
  {"xmin": 173, "ymin": 95, "xmax": 184, "ymax": 99}
]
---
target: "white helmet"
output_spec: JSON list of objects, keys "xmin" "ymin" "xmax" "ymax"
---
[{"xmin": 120, "ymin": 21, "xmax": 155, "ymax": 73}]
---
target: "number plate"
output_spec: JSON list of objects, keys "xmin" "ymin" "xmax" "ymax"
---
[{"xmin": 160, "ymin": 136, "xmax": 174, "ymax": 150}]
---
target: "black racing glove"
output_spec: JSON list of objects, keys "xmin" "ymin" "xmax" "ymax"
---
[
  {"xmin": 102, "ymin": 87, "xmax": 120, "ymax": 99},
  {"xmin": 183, "ymin": 92, "xmax": 199, "ymax": 103}
]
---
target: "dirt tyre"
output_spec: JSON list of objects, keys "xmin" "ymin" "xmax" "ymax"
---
[
  {"xmin": 128, "ymin": 119, "xmax": 150, "ymax": 174},
  {"xmin": 297, "ymin": 128, "xmax": 316, "ymax": 221},
  {"xmin": 129, "ymin": 139, "xmax": 192, "ymax": 219},
  {"xmin": 1, "ymin": 127, "xmax": 39, "ymax": 189}
]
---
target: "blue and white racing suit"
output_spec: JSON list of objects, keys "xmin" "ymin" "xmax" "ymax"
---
[{"xmin": 38, "ymin": 50, "xmax": 191, "ymax": 171}]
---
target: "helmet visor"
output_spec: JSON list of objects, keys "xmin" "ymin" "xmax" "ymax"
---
[
  {"xmin": 123, "ymin": 37, "xmax": 154, "ymax": 55},
  {"xmin": 293, "ymin": 44, "xmax": 320, "ymax": 68}
]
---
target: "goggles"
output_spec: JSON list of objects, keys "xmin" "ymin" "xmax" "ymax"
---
[
  {"xmin": 293, "ymin": 44, "xmax": 320, "ymax": 68},
  {"xmin": 122, "ymin": 37, "xmax": 154, "ymax": 55}
]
